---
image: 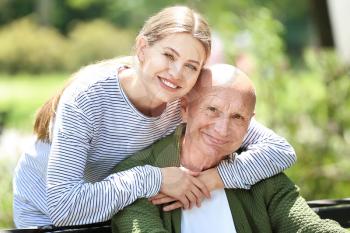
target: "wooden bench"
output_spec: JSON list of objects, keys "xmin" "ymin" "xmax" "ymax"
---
[{"xmin": 308, "ymin": 198, "xmax": 350, "ymax": 228}]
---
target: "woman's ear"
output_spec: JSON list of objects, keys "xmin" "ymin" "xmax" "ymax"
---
[
  {"xmin": 180, "ymin": 97, "xmax": 189, "ymax": 123},
  {"xmin": 136, "ymin": 36, "xmax": 148, "ymax": 64}
]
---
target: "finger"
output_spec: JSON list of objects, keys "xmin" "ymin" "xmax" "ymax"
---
[
  {"xmin": 188, "ymin": 184, "xmax": 203, "ymax": 208},
  {"xmin": 179, "ymin": 195, "xmax": 190, "ymax": 209},
  {"xmin": 185, "ymin": 191, "xmax": 197, "ymax": 209},
  {"xmin": 191, "ymin": 176, "xmax": 211, "ymax": 199},
  {"xmin": 149, "ymin": 193, "xmax": 167, "ymax": 201},
  {"xmin": 151, "ymin": 196, "xmax": 177, "ymax": 205},
  {"xmin": 163, "ymin": 201, "xmax": 183, "ymax": 212}
]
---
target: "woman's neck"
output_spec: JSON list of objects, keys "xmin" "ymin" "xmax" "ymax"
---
[{"xmin": 118, "ymin": 66, "xmax": 166, "ymax": 117}]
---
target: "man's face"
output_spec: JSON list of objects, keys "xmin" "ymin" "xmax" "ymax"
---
[{"xmin": 182, "ymin": 86, "xmax": 254, "ymax": 170}]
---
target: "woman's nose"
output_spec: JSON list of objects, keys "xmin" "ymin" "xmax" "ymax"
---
[{"xmin": 169, "ymin": 62, "xmax": 182, "ymax": 79}]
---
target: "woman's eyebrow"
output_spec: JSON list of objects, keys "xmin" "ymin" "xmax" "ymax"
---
[
  {"xmin": 164, "ymin": 47, "xmax": 179, "ymax": 56},
  {"xmin": 164, "ymin": 47, "xmax": 200, "ymax": 65}
]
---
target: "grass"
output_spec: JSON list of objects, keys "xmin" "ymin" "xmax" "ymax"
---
[
  {"xmin": 0, "ymin": 73, "xmax": 68, "ymax": 132},
  {"xmin": 0, "ymin": 73, "xmax": 67, "ymax": 229}
]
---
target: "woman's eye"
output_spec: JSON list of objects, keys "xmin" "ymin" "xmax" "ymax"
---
[
  {"xmin": 163, "ymin": 53, "xmax": 175, "ymax": 61},
  {"xmin": 185, "ymin": 64, "xmax": 198, "ymax": 71}
]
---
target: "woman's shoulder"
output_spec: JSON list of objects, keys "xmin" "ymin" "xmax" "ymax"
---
[{"xmin": 62, "ymin": 60, "xmax": 124, "ymax": 102}]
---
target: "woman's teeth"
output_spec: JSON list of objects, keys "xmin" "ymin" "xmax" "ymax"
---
[{"xmin": 161, "ymin": 78, "xmax": 178, "ymax": 89}]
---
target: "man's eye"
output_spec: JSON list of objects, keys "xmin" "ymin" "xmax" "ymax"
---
[
  {"xmin": 207, "ymin": 106, "xmax": 217, "ymax": 112},
  {"xmin": 232, "ymin": 114, "xmax": 243, "ymax": 120},
  {"xmin": 163, "ymin": 53, "xmax": 175, "ymax": 61}
]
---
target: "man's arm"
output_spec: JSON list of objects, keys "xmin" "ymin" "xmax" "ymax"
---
[
  {"xmin": 112, "ymin": 198, "xmax": 169, "ymax": 233},
  {"xmin": 266, "ymin": 174, "xmax": 347, "ymax": 233}
]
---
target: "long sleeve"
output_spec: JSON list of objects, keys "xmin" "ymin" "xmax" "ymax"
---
[
  {"xmin": 217, "ymin": 118, "xmax": 296, "ymax": 189},
  {"xmin": 112, "ymin": 144, "xmax": 172, "ymax": 233},
  {"xmin": 267, "ymin": 174, "xmax": 347, "ymax": 233},
  {"xmin": 46, "ymin": 93, "xmax": 161, "ymax": 226}
]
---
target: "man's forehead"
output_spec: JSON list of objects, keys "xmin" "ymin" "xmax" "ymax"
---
[{"xmin": 196, "ymin": 86, "xmax": 234, "ymax": 102}]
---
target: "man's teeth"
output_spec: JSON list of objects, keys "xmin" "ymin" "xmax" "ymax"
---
[{"xmin": 161, "ymin": 78, "xmax": 178, "ymax": 89}]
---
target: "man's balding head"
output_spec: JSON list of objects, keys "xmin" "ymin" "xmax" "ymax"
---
[{"xmin": 187, "ymin": 64, "xmax": 256, "ymax": 115}]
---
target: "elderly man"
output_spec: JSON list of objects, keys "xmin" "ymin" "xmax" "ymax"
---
[{"xmin": 111, "ymin": 64, "xmax": 346, "ymax": 233}]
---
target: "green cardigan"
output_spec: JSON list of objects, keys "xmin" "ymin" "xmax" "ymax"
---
[{"xmin": 112, "ymin": 126, "xmax": 347, "ymax": 233}]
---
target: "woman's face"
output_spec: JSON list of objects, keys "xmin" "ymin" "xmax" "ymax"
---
[{"xmin": 137, "ymin": 33, "xmax": 206, "ymax": 104}]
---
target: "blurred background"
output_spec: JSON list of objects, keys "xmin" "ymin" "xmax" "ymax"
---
[{"xmin": 0, "ymin": 0, "xmax": 349, "ymax": 228}]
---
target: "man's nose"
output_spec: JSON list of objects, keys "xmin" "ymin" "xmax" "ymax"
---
[{"xmin": 214, "ymin": 118, "xmax": 230, "ymax": 137}]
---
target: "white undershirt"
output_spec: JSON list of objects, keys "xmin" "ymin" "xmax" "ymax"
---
[{"xmin": 181, "ymin": 189, "xmax": 237, "ymax": 233}]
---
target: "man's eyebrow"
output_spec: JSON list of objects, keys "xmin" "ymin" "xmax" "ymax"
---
[{"xmin": 165, "ymin": 47, "xmax": 200, "ymax": 65}]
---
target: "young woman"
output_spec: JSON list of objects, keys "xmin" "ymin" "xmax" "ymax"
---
[{"xmin": 13, "ymin": 5, "xmax": 296, "ymax": 228}]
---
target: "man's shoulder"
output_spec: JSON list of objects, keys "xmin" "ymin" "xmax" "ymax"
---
[
  {"xmin": 227, "ymin": 173, "xmax": 296, "ymax": 197},
  {"xmin": 115, "ymin": 131, "xmax": 179, "ymax": 172},
  {"xmin": 254, "ymin": 173, "xmax": 295, "ymax": 190},
  {"xmin": 149, "ymin": 131, "xmax": 180, "ymax": 167}
]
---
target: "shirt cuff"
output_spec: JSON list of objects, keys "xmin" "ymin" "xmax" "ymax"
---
[{"xmin": 142, "ymin": 165, "xmax": 162, "ymax": 198}]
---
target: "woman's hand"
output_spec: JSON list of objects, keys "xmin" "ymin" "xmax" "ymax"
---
[
  {"xmin": 152, "ymin": 167, "xmax": 224, "ymax": 211},
  {"xmin": 197, "ymin": 167, "xmax": 224, "ymax": 190},
  {"xmin": 158, "ymin": 167, "xmax": 210, "ymax": 210}
]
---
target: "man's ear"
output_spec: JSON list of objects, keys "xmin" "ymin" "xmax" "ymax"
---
[
  {"xmin": 180, "ymin": 97, "xmax": 189, "ymax": 123},
  {"xmin": 249, "ymin": 111, "xmax": 256, "ymax": 121},
  {"xmin": 251, "ymin": 111, "xmax": 256, "ymax": 118},
  {"xmin": 135, "ymin": 36, "xmax": 148, "ymax": 64}
]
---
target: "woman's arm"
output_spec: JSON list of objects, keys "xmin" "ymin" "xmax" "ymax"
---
[
  {"xmin": 46, "ymin": 93, "xmax": 161, "ymax": 226},
  {"xmin": 217, "ymin": 118, "xmax": 296, "ymax": 189},
  {"xmin": 47, "ymin": 94, "xmax": 208, "ymax": 225}
]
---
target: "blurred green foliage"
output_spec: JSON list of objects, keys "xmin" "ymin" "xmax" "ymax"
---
[
  {"xmin": 0, "ymin": 73, "xmax": 67, "ymax": 131},
  {"xmin": 0, "ymin": 18, "xmax": 67, "ymax": 73},
  {"xmin": 252, "ymin": 49, "xmax": 350, "ymax": 199},
  {"xmin": 0, "ymin": 18, "xmax": 134, "ymax": 73},
  {"xmin": 67, "ymin": 19, "xmax": 134, "ymax": 70}
]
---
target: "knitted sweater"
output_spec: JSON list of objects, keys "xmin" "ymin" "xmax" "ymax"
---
[{"xmin": 112, "ymin": 126, "xmax": 347, "ymax": 233}]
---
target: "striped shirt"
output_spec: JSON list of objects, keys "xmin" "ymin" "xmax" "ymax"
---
[{"xmin": 13, "ymin": 63, "xmax": 296, "ymax": 228}]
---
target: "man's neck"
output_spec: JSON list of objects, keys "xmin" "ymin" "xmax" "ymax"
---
[{"xmin": 180, "ymin": 136, "xmax": 212, "ymax": 172}]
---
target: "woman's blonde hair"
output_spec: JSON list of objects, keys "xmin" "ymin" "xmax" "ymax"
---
[
  {"xmin": 34, "ymin": 5, "xmax": 211, "ymax": 142},
  {"xmin": 137, "ymin": 6, "xmax": 211, "ymax": 60}
]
